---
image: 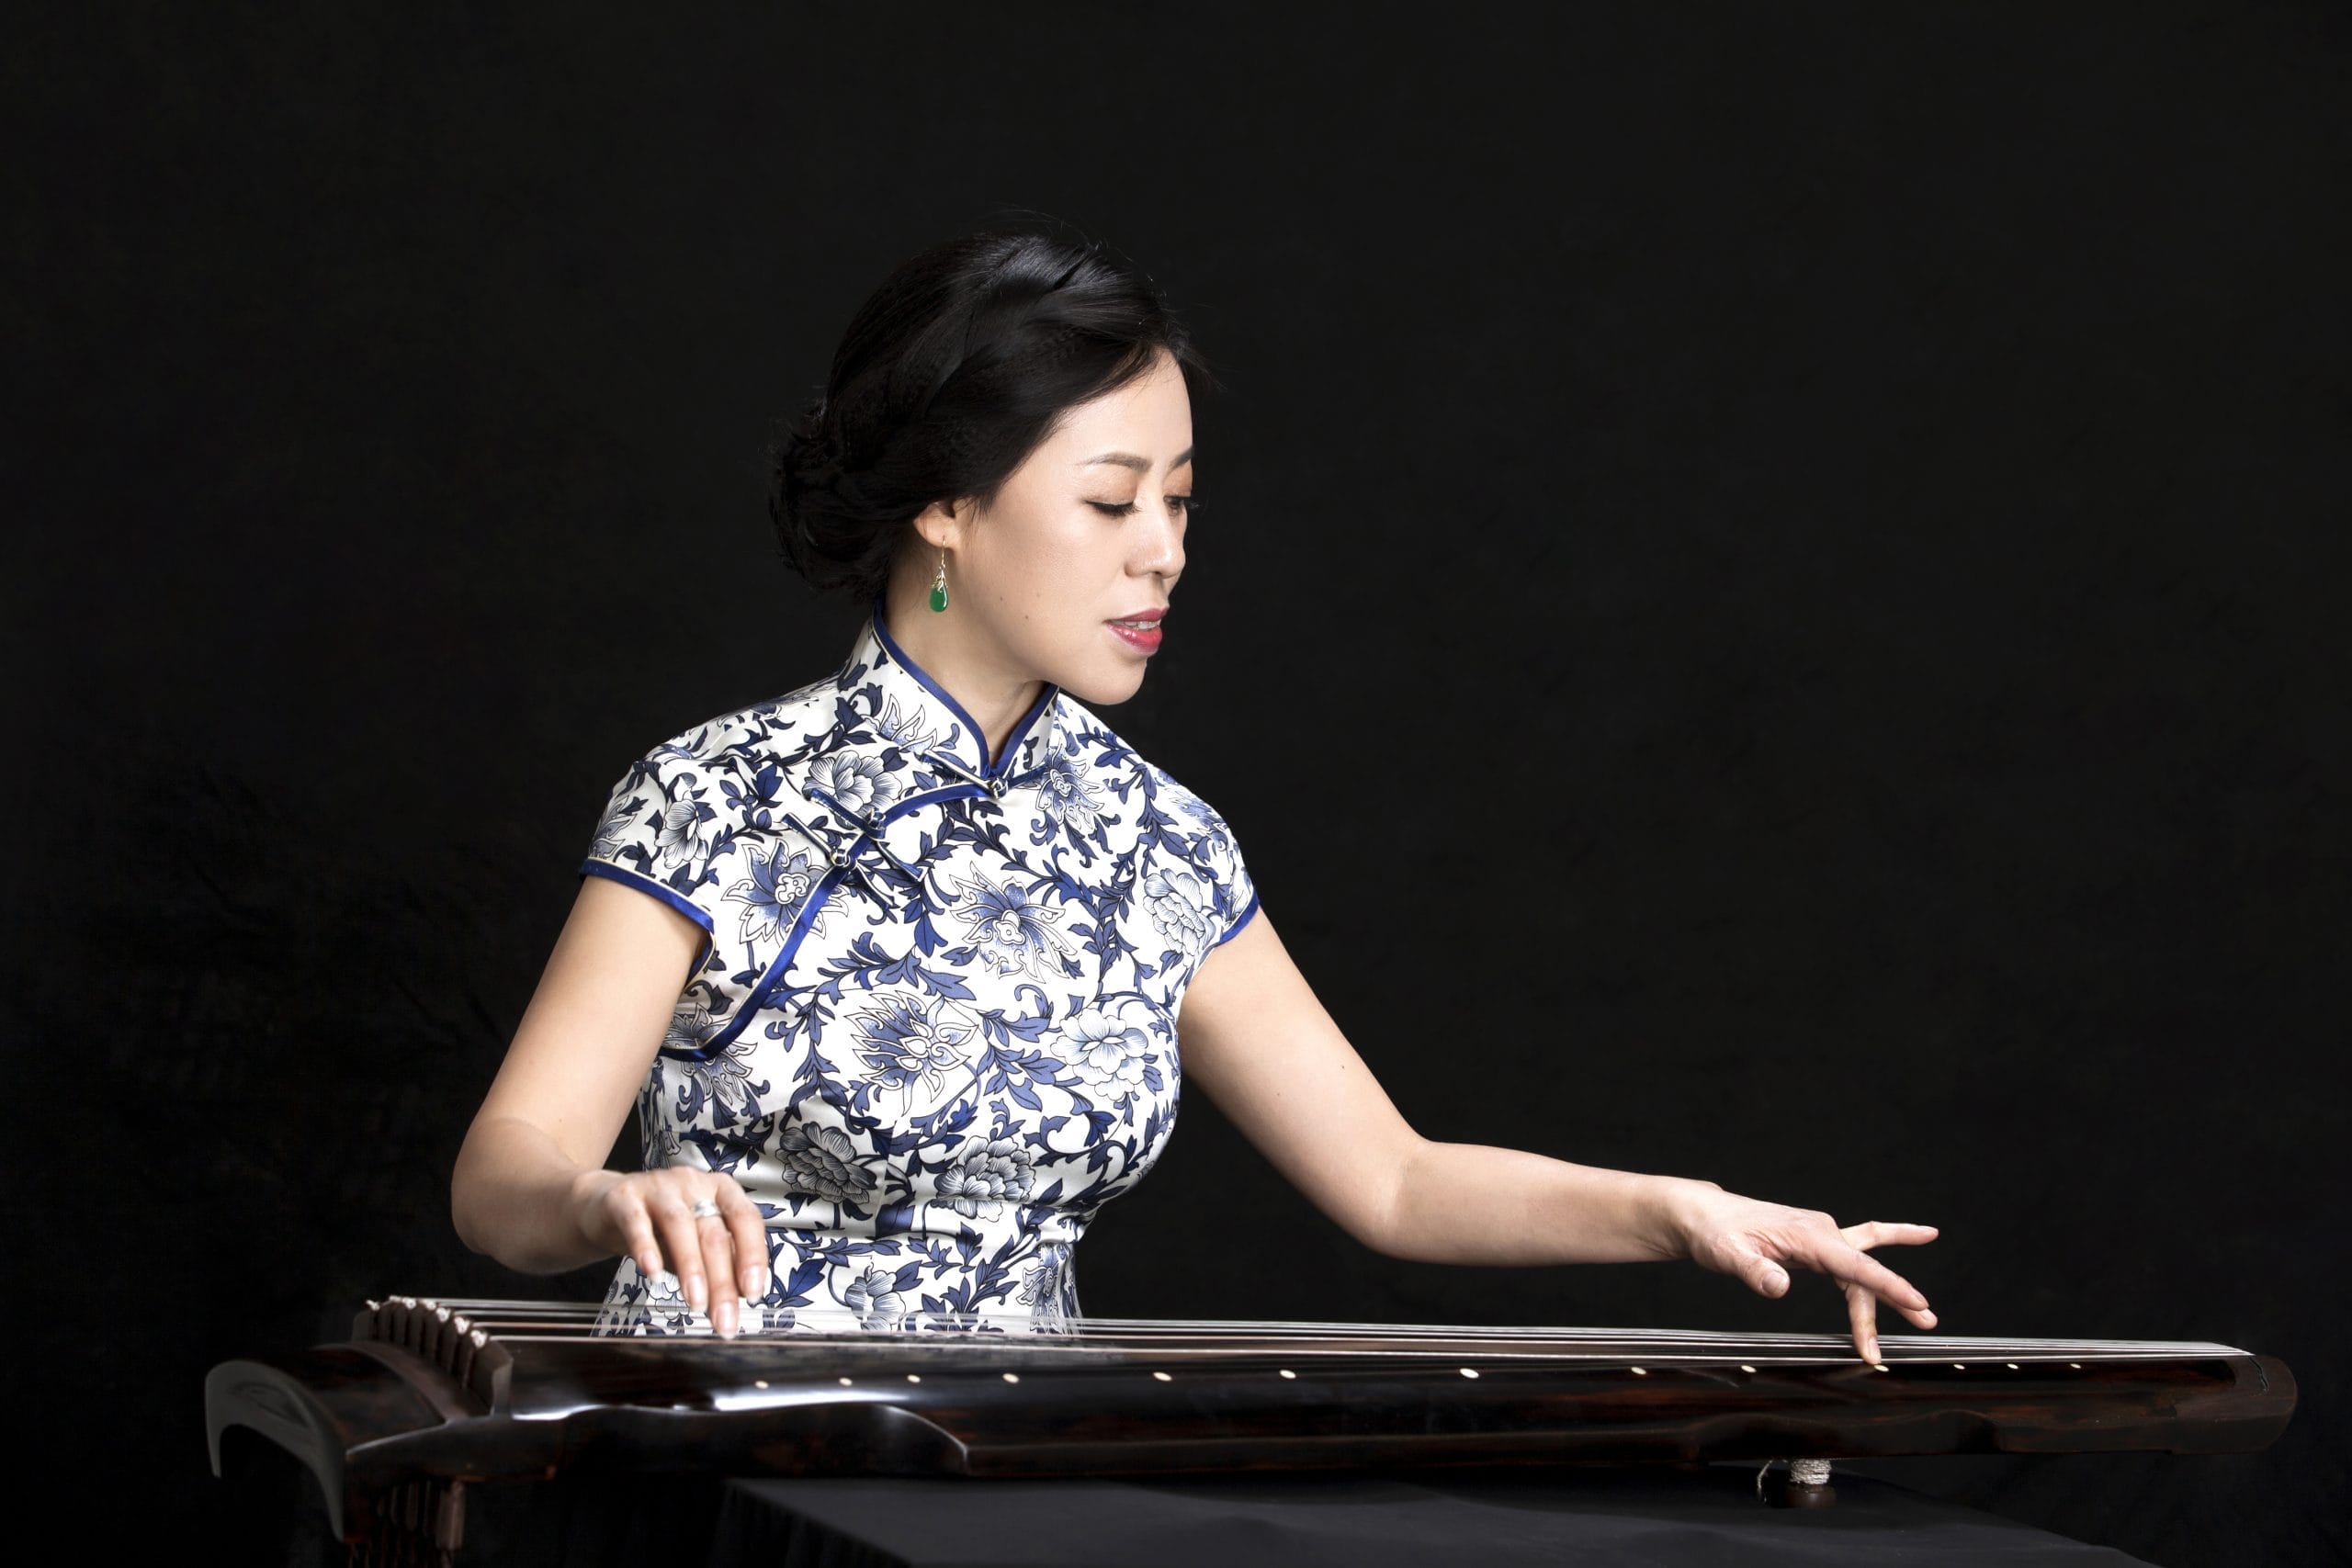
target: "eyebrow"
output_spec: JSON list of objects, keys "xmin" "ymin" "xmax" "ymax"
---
[{"xmin": 1077, "ymin": 446, "xmax": 1194, "ymax": 471}]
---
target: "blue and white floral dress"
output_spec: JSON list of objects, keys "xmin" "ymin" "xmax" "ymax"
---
[{"xmin": 581, "ymin": 608, "xmax": 1258, "ymax": 1333}]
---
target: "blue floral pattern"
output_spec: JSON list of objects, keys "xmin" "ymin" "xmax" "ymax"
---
[{"xmin": 582, "ymin": 608, "xmax": 1257, "ymax": 1334}]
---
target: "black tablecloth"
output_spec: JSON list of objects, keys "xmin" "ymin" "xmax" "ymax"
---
[{"xmin": 683, "ymin": 1467, "xmax": 2156, "ymax": 1568}]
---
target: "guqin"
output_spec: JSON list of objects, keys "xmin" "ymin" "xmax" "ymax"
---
[{"xmin": 206, "ymin": 1295, "xmax": 2296, "ymax": 1558}]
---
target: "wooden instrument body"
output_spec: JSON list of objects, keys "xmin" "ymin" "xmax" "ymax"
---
[{"xmin": 205, "ymin": 1298, "xmax": 2297, "ymax": 1547}]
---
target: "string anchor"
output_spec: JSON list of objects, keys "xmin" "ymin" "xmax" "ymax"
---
[{"xmin": 1756, "ymin": 1456, "xmax": 1837, "ymax": 1509}]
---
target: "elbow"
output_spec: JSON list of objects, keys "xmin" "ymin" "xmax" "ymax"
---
[
  {"xmin": 1352, "ymin": 1223, "xmax": 1424, "ymax": 1264},
  {"xmin": 448, "ymin": 1168, "xmax": 536, "ymax": 1273},
  {"xmin": 448, "ymin": 1155, "xmax": 488, "ymax": 1259},
  {"xmin": 1340, "ymin": 1184, "xmax": 1412, "ymax": 1258},
  {"xmin": 447, "ymin": 1120, "xmax": 594, "ymax": 1276},
  {"xmin": 447, "ymin": 1130, "xmax": 509, "ymax": 1263},
  {"xmin": 1344, "ymin": 1135, "xmax": 1434, "ymax": 1261}
]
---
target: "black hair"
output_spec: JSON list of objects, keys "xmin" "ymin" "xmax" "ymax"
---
[{"xmin": 767, "ymin": 222, "xmax": 1217, "ymax": 604}]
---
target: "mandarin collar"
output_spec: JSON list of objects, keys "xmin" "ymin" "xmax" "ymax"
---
[{"xmin": 827, "ymin": 605, "xmax": 1062, "ymax": 792}]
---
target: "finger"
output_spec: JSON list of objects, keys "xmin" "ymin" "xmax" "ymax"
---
[
  {"xmin": 1847, "ymin": 1280, "xmax": 1882, "ymax": 1364},
  {"xmin": 649, "ymin": 1196, "xmax": 707, "ymax": 1312},
  {"xmin": 1877, "ymin": 1256, "xmax": 1939, "ymax": 1330},
  {"xmin": 1826, "ymin": 1244, "xmax": 1939, "ymax": 1331},
  {"xmin": 1838, "ymin": 1221, "xmax": 1939, "ymax": 1251},
  {"xmin": 615, "ymin": 1202, "xmax": 665, "ymax": 1282},
  {"xmin": 1789, "ymin": 1233, "xmax": 1932, "ymax": 1315},
  {"xmin": 720, "ymin": 1181, "xmax": 769, "ymax": 1302},
  {"xmin": 1726, "ymin": 1245, "xmax": 1792, "ymax": 1300},
  {"xmin": 695, "ymin": 1199, "xmax": 741, "ymax": 1339}
]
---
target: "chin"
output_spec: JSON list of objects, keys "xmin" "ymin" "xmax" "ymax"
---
[{"xmin": 1057, "ymin": 661, "xmax": 1151, "ymax": 707}]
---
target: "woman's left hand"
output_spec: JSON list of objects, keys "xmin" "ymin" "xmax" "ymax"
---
[{"xmin": 1666, "ymin": 1182, "xmax": 1939, "ymax": 1362}]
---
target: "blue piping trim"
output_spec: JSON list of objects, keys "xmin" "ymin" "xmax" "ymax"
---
[
  {"xmin": 699, "ymin": 866, "xmax": 847, "ymax": 1057},
  {"xmin": 921, "ymin": 750, "xmax": 989, "ymax": 789},
  {"xmin": 877, "ymin": 784, "xmax": 985, "ymax": 826},
  {"xmin": 797, "ymin": 786, "xmax": 923, "ymax": 898},
  {"xmin": 995, "ymin": 682, "xmax": 1058, "ymax": 779},
  {"xmin": 870, "ymin": 604, "xmax": 1059, "ymax": 778},
  {"xmin": 871, "ymin": 606, "xmax": 989, "ymax": 769},
  {"xmin": 1214, "ymin": 891, "xmax": 1261, "ymax": 947},
  {"xmin": 579, "ymin": 859, "xmax": 717, "ymax": 932},
  {"xmin": 580, "ymin": 859, "xmax": 716, "ymax": 976},
  {"xmin": 802, "ymin": 783, "xmax": 855, "ymax": 823}
]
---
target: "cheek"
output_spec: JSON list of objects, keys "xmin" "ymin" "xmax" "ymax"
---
[{"xmin": 995, "ymin": 524, "xmax": 1111, "ymax": 604}]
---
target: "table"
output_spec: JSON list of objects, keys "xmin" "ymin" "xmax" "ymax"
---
[{"xmin": 457, "ymin": 1465, "xmax": 2157, "ymax": 1566}]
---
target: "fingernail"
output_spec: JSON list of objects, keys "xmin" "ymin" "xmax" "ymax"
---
[
  {"xmin": 685, "ymin": 1277, "xmax": 705, "ymax": 1310},
  {"xmin": 1921, "ymin": 1310, "xmax": 1938, "ymax": 1327},
  {"xmin": 741, "ymin": 1265, "xmax": 763, "ymax": 1298}
]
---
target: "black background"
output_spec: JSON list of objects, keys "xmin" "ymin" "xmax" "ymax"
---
[{"xmin": 8, "ymin": 6, "xmax": 2345, "ymax": 1565}]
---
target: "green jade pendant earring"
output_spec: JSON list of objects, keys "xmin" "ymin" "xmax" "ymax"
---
[{"xmin": 929, "ymin": 548, "xmax": 949, "ymax": 612}]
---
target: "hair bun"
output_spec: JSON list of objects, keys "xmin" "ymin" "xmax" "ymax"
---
[
  {"xmin": 774, "ymin": 396, "xmax": 835, "ymax": 484},
  {"xmin": 768, "ymin": 394, "xmax": 857, "ymax": 592},
  {"xmin": 766, "ymin": 226, "xmax": 1210, "ymax": 604}
]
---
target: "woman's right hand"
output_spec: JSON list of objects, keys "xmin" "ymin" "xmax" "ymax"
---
[{"xmin": 568, "ymin": 1167, "xmax": 771, "ymax": 1337}]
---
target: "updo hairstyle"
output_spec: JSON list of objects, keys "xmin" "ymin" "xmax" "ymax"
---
[{"xmin": 768, "ymin": 226, "xmax": 1216, "ymax": 604}]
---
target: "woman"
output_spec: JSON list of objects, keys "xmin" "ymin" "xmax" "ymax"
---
[{"xmin": 450, "ymin": 227, "xmax": 1937, "ymax": 1360}]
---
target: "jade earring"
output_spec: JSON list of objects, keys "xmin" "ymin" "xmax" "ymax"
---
[{"xmin": 929, "ymin": 550, "xmax": 949, "ymax": 613}]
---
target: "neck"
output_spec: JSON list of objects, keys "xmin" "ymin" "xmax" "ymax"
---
[{"xmin": 876, "ymin": 581, "xmax": 1046, "ymax": 770}]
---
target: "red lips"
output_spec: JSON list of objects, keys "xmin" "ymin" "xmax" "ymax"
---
[{"xmin": 1106, "ymin": 608, "xmax": 1166, "ymax": 654}]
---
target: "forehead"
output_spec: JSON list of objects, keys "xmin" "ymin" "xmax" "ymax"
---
[{"xmin": 1041, "ymin": 354, "xmax": 1193, "ymax": 461}]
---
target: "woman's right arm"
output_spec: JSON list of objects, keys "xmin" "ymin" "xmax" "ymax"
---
[{"xmin": 449, "ymin": 874, "xmax": 768, "ymax": 1334}]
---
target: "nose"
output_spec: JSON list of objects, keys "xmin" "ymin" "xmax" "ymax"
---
[{"xmin": 1133, "ymin": 500, "xmax": 1185, "ymax": 587}]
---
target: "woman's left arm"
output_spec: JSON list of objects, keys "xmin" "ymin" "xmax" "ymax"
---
[{"xmin": 1176, "ymin": 911, "xmax": 1939, "ymax": 1362}]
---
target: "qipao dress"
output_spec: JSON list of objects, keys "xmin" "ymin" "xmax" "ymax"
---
[{"xmin": 582, "ymin": 608, "xmax": 1258, "ymax": 1333}]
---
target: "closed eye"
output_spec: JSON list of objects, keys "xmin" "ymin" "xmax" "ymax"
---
[{"xmin": 1090, "ymin": 497, "xmax": 1199, "ymax": 518}]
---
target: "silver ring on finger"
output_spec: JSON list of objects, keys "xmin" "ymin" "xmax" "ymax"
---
[{"xmin": 689, "ymin": 1200, "xmax": 723, "ymax": 1221}]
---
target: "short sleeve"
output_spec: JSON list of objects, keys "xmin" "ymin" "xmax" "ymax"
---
[
  {"xmin": 579, "ymin": 743, "xmax": 738, "ymax": 958},
  {"xmin": 1200, "ymin": 803, "xmax": 1259, "ymax": 948},
  {"xmin": 1147, "ymin": 768, "xmax": 1261, "ymax": 951}
]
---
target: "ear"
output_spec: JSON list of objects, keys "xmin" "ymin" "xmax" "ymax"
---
[{"xmin": 910, "ymin": 496, "xmax": 969, "ymax": 553}]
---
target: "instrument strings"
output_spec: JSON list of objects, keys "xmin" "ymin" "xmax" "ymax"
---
[{"xmin": 374, "ymin": 1298, "xmax": 2244, "ymax": 1363}]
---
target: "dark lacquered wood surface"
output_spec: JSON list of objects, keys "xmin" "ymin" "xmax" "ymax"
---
[{"xmin": 205, "ymin": 1298, "xmax": 2297, "ymax": 1547}]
